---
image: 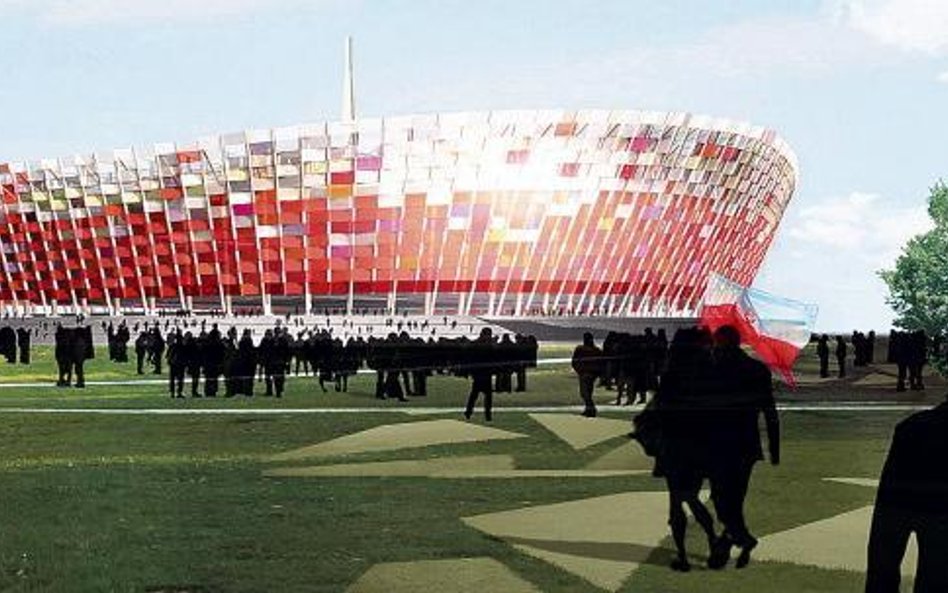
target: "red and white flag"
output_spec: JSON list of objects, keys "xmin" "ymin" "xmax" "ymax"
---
[{"xmin": 700, "ymin": 274, "xmax": 818, "ymax": 386}]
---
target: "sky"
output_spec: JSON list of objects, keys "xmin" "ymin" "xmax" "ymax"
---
[{"xmin": 0, "ymin": 0, "xmax": 946, "ymax": 331}]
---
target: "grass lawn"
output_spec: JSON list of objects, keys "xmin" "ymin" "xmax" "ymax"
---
[
  {"xmin": 0, "ymin": 409, "xmax": 903, "ymax": 593},
  {"xmin": 0, "ymin": 342, "xmax": 937, "ymax": 591}
]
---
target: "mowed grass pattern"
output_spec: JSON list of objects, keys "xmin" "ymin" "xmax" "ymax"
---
[
  {"xmin": 0, "ymin": 408, "xmax": 907, "ymax": 592},
  {"xmin": 0, "ymin": 341, "xmax": 933, "ymax": 591}
]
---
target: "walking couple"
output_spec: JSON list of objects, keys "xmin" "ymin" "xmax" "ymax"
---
[{"xmin": 637, "ymin": 324, "xmax": 780, "ymax": 572}]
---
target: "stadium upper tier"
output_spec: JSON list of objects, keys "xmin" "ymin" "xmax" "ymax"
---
[{"xmin": 0, "ymin": 109, "xmax": 797, "ymax": 317}]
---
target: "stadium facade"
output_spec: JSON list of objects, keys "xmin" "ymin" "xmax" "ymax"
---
[{"xmin": 0, "ymin": 43, "xmax": 797, "ymax": 318}]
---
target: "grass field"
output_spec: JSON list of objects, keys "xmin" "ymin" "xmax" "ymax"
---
[{"xmin": 0, "ymin": 343, "xmax": 938, "ymax": 592}]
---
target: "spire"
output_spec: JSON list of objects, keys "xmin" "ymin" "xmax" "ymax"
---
[{"xmin": 342, "ymin": 35, "xmax": 355, "ymax": 122}]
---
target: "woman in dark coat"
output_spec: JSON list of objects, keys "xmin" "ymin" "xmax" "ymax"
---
[{"xmin": 653, "ymin": 327, "xmax": 719, "ymax": 572}]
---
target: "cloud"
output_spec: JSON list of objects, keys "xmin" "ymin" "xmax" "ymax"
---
[
  {"xmin": 0, "ymin": 0, "xmax": 325, "ymax": 25},
  {"xmin": 834, "ymin": 0, "xmax": 948, "ymax": 54},
  {"xmin": 389, "ymin": 11, "xmax": 893, "ymax": 115},
  {"xmin": 758, "ymin": 191, "xmax": 933, "ymax": 331},
  {"xmin": 937, "ymin": 70, "xmax": 948, "ymax": 83},
  {"xmin": 785, "ymin": 191, "xmax": 933, "ymax": 267}
]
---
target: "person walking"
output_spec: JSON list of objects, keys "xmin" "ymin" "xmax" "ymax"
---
[
  {"xmin": 817, "ymin": 334, "xmax": 830, "ymax": 378},
  {"xmin": 464, "ymin": 328, "xmax": 496, "ymax": 422},
  {"xmin": 653, "ymin": 327, "xmax": 719, "ymax": 572},
  {"xmin": 571, "ymin": 332, "xmax": 604, "ymax": 417},
  {"xmin": 835, "ymin": 335, "xmax": 848, "ymax": 379},
  {"xmin": 707, "ymin": 325, "xmax": 780, "ymax": 570}
]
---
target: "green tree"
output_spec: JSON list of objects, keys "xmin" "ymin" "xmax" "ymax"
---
[{"xmin": 880, "ymin": 181, "xmax": 948, "ymax": 339}]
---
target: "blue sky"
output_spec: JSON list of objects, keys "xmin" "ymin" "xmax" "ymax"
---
[{"xmin": 0, "ymin": 0, "xmax": 946, "ymax": 331}]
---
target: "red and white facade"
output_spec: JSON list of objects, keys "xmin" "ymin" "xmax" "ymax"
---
[{"xmin": 0, "ymin": 109, "xmax": 797, "ymax": 317}]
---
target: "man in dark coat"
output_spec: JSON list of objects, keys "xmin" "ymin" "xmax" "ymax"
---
[
  {"xmin": 258, "ymin": 329, "xmax": 277, "ymax": 396},
  {"xmin": 114, "ymin": 322, "xmax": 130, "ymax": 363},
  {"xmin": 151, "ymin": 328, "xmax": 165, "ymax": 375},
  {"xmin": 16, "ymin": 327, "xmax": 30, "ymax": 365},
  {"xmin": 135, "ymin": 331, "xmax": 150, "ymax": 375},
  {"xmin": 269, "ymin": 328, "xmax": 291, "ymax": 398},
  {"xmin": 707, "ymin": 325, "xmax": 780, "ymax": 570},
  {"xmin": 184, "ymin": 332, "xmax": 202, "ymax": 397},
  {"xmin": 836, "ymin": 335, "xmax": 848, "ymax": 378},
  {"xmin": 166, "ymin": 331, "xmax": 186, "ymax": 398},
  {"xmin": 514, "ymin": 334, "xmax": 537, "ymax": 392},
  {"xmin": 202, "ymin": 330, "xmax": 225, "ymax": 397},
  {"xmin": 232, "ymin": 329, "xmax": 257, "ymax": 397},
  {"xmin": 816, "ymin": 334, "xmax": 830, "ymax": 378},
  {"xmin": 571, "ymin": 332, "xmax": 604, "ymax": 417},
  {"xmin": 0, "ymin": 326, "xmax": 16, "ymax": 363},
  {"xmin": 464, "ymin": 328, "xmax": 496, "ymax": 421},
  {"xmin": 907, "ymin": 329, "xmax": 927, "ymax": 391},
  {"xmin": 866, "ymin": 397, "xmax": 948, "ymax": 593},
  {"xmin": 54, "ymin": 325, "xmax": 71, "ymax": 387}
]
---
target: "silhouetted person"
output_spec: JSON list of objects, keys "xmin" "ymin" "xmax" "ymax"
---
[
  {"xmin": 135, "ymin": 331, "xmax": 149, "ymax": 375},
  {"xmin": 232, "ymin": 329, "xmax": 256, "ymax": 397},
  {"xmin": 54, "ymin": 325, "xmax": 70, "ymax": 387},
  {"xmin": 817, "ymin": 334, "xmax": 830, "ymax": 378},
  {"xmin": 151, "ymin": 328, "xmax": 165, "ymax": 375},
  {"xmin": 166, "ymin": 332, "xmax": 185, "ymax": 398},
  {"xmin": 203, "ymin": 330, "xmax": 225, "ymax": 397},
  {"xmin": 494, "ymin": 334, "xmax": 515, "ymax": 393},
  {"xmin": 707, "ymin": 325, "xmax": 780, "ymax": 570},
  {"xmin": 654, "ymin": 327, "xmax": 719, "ymax": 572},
  {"xmin": 572, "ymin": 332, "xmax": 603, "ymax": 418},
  {"xmin": 114, "ymin": 322, "xmax": 130, "ymax": 362},
  {"xmin": 907, "ymin": 329, "xmax": 927, "ymax": 391},
  {"xmin": 867, "ymin": 330, "xmax": 876, "ymax": 364},
  {"xmin": 0, "ymin": 326, "xmax": 16, "ymax": 363},
  {"xmin": 184, "ymin": 333, "xmax": 202, "ymax": 397},
  {"xmin": 893, "ymin": 331, "xmax": 909, "ymax": 392},
  {"xmin": 866, "ymin": 397, "xmax": 948, "ymax": 593},
  {"xmin": 836, "ymin": 335, "xmax": 847, "ymax": 378},
  {"xmin": 16, "ymin": 327, "xmax": 30, "ymax": 365},
  {"xmin": 515, "ymin": 334, "xmax": 537, "ymax": 392},
  {"xmin": 464, "ymin": 328, "xmax": 495, "ymax": 422}
]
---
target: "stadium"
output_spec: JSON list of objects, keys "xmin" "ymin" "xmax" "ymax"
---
[{"xmin": 0, "ymin": 45, "xmax": 797, "ymax": 320}]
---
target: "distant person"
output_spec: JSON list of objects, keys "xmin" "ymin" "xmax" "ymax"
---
[
  {"xmin": 907, "ymin": 329, "xmax": 927, "ymax": 391},
  {"xmin": 16, "ymin": 327, "xmax": 30, "ymax": 365},
  {"xmin": 894, "ymin": 331, "xmax": 909, "ymax": 392},
  {"xmin": 0, "ymin": 326, "xmax": 16, "ymax": 363},
  {"xmin": 135, "ymin": 331, "xmax": 150, "ymax": 375},
  {"xmin": 464, "ymin": 328, "xmax": 496, "ymax": 422},
  {"xmin": 707, "ymin": 325, "xmax": 780, "ymax": 570},
  {"xmin": 151, "ymin": 328, "xmax": 165, "ymax": 375},
  {"xmin": 817, "ymin": 334, "xmax": 830, "ymax": 378},
  {"xmin": 571, "ymin": 332, "xmax": 603, "ymax": 418},
  {"xmin": 166, "ymin": 331, "xmax": 186, "ymax": 398},
  {"xmin": 836, "ymin": 336, "xmax": 848, "ymax": 378},
  {"xmin": 865, "ymin": 396, "xmax": 948, "ymax": 593}
]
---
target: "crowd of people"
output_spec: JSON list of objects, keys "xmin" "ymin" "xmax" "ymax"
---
[
  {"xmin": 887, "ymin": 330, "xmax": 929, "ymax": 392},
  {"xmin": 76, "ymin": 319, "xmax": 540, "ymax": 402},
  {"xmin": 813, "ymin": 329, "xmax": 932, "ymax": 392},
  {"xmin": 570, "ymin": 328, "xmax": 669, "ymax": 416},
  {"xmin": 0, "ymin": 325, "xmax": 31, "ymax": 365}
]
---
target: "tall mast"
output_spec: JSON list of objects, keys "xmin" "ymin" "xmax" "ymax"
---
[{"xmin": 342, "ymin": 36, "xmax": 355, "ymax": 122}]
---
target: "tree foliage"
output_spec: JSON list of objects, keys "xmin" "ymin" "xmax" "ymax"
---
[{"xmin": 879, "ymin": 181, "xmax": 948, "ymax": 337}]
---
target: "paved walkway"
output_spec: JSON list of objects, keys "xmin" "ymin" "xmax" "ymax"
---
[
  {"xmin": 0, "ymin": 358, "xmax": 575, "ymax": 389},
  {"xmin": 0, "ymin": 403, "xmax": 931, "ymax": 415}
]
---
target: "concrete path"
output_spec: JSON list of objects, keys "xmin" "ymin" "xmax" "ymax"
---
[
  {"xmin": 346, "ymin": 557, "xmax": 543, "ymax": 593},
  {"xmin": 268, "ymin": 419, "xmax": 525, "ymax": 461},
  {"xmin": 0, "ymin": 404, "xmax": 932, "ymax": 415}
]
